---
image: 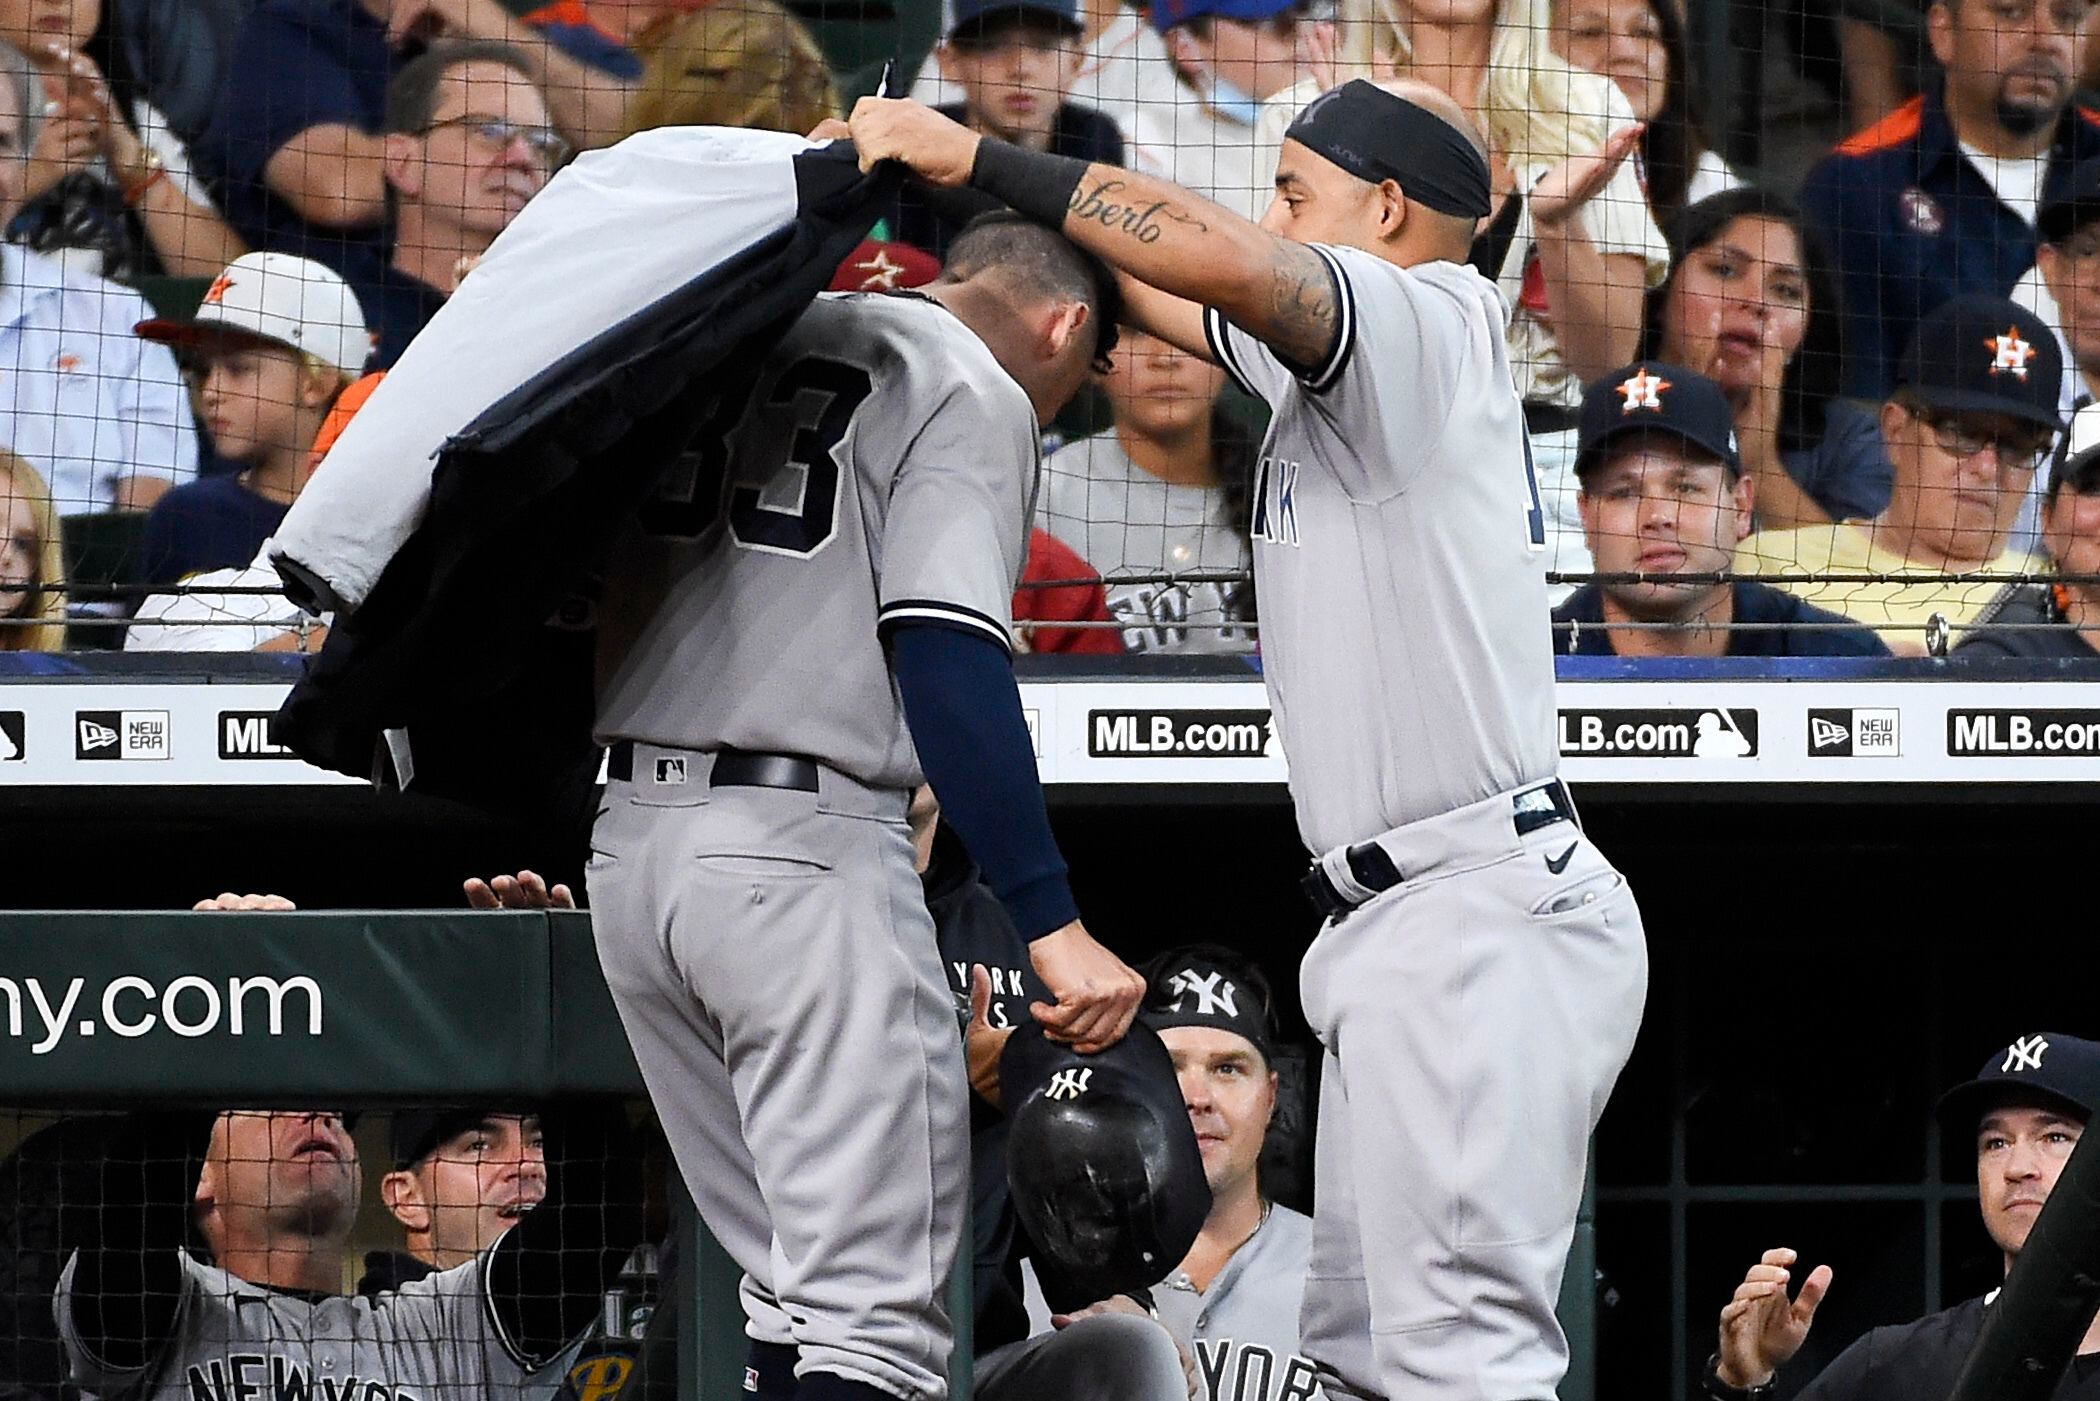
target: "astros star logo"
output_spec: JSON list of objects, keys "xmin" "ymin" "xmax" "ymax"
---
[
  {"xmin": 1616, "ymin": 367, "xmax": 1670, "ymax": 412},
  {"xmin": 853, "ymin": 247, "xmax": 907, "ymax": 291},
  {"xmin": 202, "ymin": 274, "xmax": 235, "ymax": 305},
  {"xmin": 1987, "ymin": 326, "xmax": 2036, "ymax": 380}
]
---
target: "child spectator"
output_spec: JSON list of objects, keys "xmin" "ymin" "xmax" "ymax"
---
[
  {"xmin": 1555, "ymin": 362, "xmax": 1888, "ymax": 658},
  {"xmin": 1155, "ymin": 0, "xmax": 1329, "ymax": 219},
  {"xmin": 897, "ymin": 0, "xmax": 1123, "ymax": 259},
  {"xmin": 1737, "ymin": 295, "xmax": 2061, "ymax": 654},
  {"xmin": 0, "ymin": 0, "xmax": 247, "ymax": 279},
  {"xmin": 1039, "ymin": 329, "xmax": 1255, "ymax": 653},
  {"xmin": 1643, "ymin": 189, "xmax": 1887, "ymax": 530},
  {"xmin": 1549, "ymin": 0, "xmax": 1741, "ymax": 231},
  {"xmin": 622, "ymin": 0, "xmax": 838, "ymax": 137},
  {"xmin": 131, "ymin": 252, "xmax": 369, "ymax": 588},
  {"xmin": 0, "ymin": 450, "xmax": 64, "ymax": 652},
  {"xmin": 0, "ymin": 38, "xmax": 197, "ymax": 515},
  {"xmin": 1959, "ymin": 400, "xmax": 2100, "ymax": 659}
]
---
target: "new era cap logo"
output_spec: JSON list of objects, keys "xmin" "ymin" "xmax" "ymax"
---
[
  {"xmin": 1988, "ymin": 327, "xmax": 2037, "ymax": 380},
  {"xmin": 1617, "ymin": 368, "xmax": 1670, "ymax": 412},
  {"xmin": 75, "ymin": 710, "xmax": 171, "ymax": 760},
  {"xmin": 1167, "ymin": 969, "xmax": 1239, "ymax": 1017},
  {"xmin": 1811, "ymin": 717, "xmax": 1849, "ymax": 750},
  {"xmin": 2004, "ymin": 1035, "xmax": 2049, "ymax": 1072},
  {"xmin": 77, "ymin": 719, "xmax": 116, "ymax": 751}
]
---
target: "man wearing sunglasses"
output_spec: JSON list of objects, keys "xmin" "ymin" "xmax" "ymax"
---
[
  {"xmin": 360, "ymin": 38, "xmax": 567, "ymax": 366},
  {"xmin": 1738, "ymin": 295, "xmax": 2065, "ymax": 655}
]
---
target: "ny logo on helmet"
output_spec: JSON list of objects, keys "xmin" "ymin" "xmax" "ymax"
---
[
  {"xmin": 1168, "ymin": 969, "xmax": 1239, "ymax": 1018},
  {"xmin": 1046, "ymin": 1068, "xmax": 1093, "ymax": 1100},
  {"xmin": 2004, "ymin": 1035, "xmax": 2049, "ymax": 1072}
]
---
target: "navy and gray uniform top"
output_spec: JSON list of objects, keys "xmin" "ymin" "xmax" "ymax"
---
[
  {"xmin": 1785, "ymin": 1293, "xmax": 2100, "ymax": 1400},
  {"xmin": 1156, "ymin": 1205, "xmax": 1322, "ymax": 1401},
  {"xmin": 1203, "ymin": 245, "xmax": 1557, "ymax": 852}
]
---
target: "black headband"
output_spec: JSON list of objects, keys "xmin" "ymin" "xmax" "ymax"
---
[
  {"xmin": 1285, "ymin": 79, "xmax": 1492, "ymax": 219},
  {"xmin": 1138, "ymin": 958, "xmax": 1274, "ymax": 1061}
]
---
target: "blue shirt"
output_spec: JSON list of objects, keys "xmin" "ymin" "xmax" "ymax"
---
[
  {"xmin": 1552, "ymin": 581, "xmax": 1891, "ymax": 657},
  {"xmin": 1798, "ymin": 83, "xmax": 2100, "ymax": 400},
  {"xmin": 135, "ymin": 473, "xmax": 290, "ymax": 588},
  {"xmin": 343, "ymin": 259, "xmax": 450, "ymax": 368},
  {"xmin": 1781, "ymin": 398, "xmax": 1894, "ymax": 524}
]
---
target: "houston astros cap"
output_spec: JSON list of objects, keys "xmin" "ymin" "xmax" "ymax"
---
[
  {"xmin": 1936, "ymin": 1032, "xmax": 2100, "ymax": 1139},
  {"xmin": 136, "ymin": 252, "xmax": 372, "ymax": 377},
  {"xmin": 1574, "ymin": 361, "xmax": 1741, "ymax": 478},
  {"xmin": 1150, "ymin": 0, "xmax": 1297, "ymax": 33},
  {"xmin": 1138, "ymin": 943, "xmax": 1277, "ymax": 1062},
  {"xmin": 1895, "ymin": 293, "xmax": 2063, "ymax": 434},
  {"xmin": 948, "ymin": 0, "xmax": 1080, "ymax": 40},
  {"xmin": 2041, "ymin": 156, "xmax": 2100, "ymax": 245}
]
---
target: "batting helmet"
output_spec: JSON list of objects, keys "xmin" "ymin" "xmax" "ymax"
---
[{"xmin": 1002, "ymin": 1021, "xmax": 1210, "ymax": 1304}]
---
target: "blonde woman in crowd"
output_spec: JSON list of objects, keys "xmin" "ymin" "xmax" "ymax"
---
[
  {"xmin": 0, "ymin": 451, "xmax": 65, "ymax": 652},
  {"xmin": 623, "ymin": 0, "xmax": 842, "ymax": 137}
]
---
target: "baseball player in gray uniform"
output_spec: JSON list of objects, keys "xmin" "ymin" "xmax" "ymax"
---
[
  {"xmin": 852, "ymin": 75, "xmax": 1650, "ymax": 1401},
  {"xmin": 590, "ymin": 212, "xmax": 1145, "ymax": 1401}
]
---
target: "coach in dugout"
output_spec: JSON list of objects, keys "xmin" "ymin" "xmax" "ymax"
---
[
  {"xmin": 1141, "ymin": 945, "xmax": 1322, "ymax": 1401},
  {"xmin": 1699, "ymin": 1032, "xmax": 2100, "ymax": 1401},
  {"xmin": 1554, "ymin": 362, "xmax": 1889, "ymax": 659}
]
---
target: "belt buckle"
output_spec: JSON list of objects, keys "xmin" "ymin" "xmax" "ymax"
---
[{"xmin": 1301, "ymin": 864, "xmax": 1353, "ymax": 920}]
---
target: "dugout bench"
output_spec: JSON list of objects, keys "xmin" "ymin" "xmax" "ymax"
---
[{"xmin": 0, "ymin": 909, "xmax": 1600, "ymax": 1400}]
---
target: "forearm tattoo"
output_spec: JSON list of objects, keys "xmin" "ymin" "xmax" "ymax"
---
[{"xmin": 1067, "ymin": 178, "xmax": 1210, "ymax": 245}]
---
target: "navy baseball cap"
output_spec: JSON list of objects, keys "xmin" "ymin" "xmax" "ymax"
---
[
  {"xmin": 2041, "ymin": 156, "xmax": 2100, "ymax": 244},
  {"xmin": 1896, "ymin": 294, "xmax": 2064, "ymax": 434},
  {"xmin": 1937, "ymin": 1032, "xmax": 2100, "ymax": 1139},
  {"xmin": 1574, "ymin": 361, "xmax": 1741, "ymax": 478},
  {"xmin": 949, "ymin": 0, "xmax": 1080, "ymax": 40},
  {"xmin": 1150, "ymin": 0, "xmax": 1297, "ymax": 32}
]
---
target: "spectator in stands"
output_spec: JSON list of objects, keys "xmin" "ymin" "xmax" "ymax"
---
[
  {"xmin": 1555, "ymin": 362, "xmax": 1889, "ymax": 658},
  {"xmin": 1341, "ymin": 0, "xmax": 1668, "ymax": 404},
  {"xmin": 897, "ymin": 0, "xmax": 1123, "ymax": 259},
  {"xmin": 202, "ymin": 0, "xmax": 627, "ymax": 280},
  {"xmin": 0, "ymin": 450, "xmax": 64, "ymax": 652},
  {"xmin": 1015, "ymin": 528, "xmax": 1126, "ymax": 654},
  {"xmin": 1701, "ymin": 1032, "xmax": 2100, "ymax": 1400},
  {"xmin": 1139, "ymin": 945, "xmax": 1319, "ymax": 1401},
  {"xmin": 623, "ymin": 0, "xmax": 837, "ymax": 137},
  {"xmin": 1549, "ymin": 0, "xmax": 1742, "ymax": 231},
  {"xmin": 1737, "ymin": 295, "xmax": 2060, "ymax": 654},
  {"xmin": 362, "ymin": 40, "xmax": 563, "ymax": 365},
  {"xmin": 0, "ymin": 39, "xmax": 197, "ymax": 515},
  {"xmin": 365, "ymin": 1110, "xmax": 548, "ymax": 1292},
  {"xmin": 1040, "ymin": 329, "xmax": 1254, "ymax": 652},
  {"xmin": 1798, "ymin": 0, "xmax": 2100, "ymax": 401},
  {"xmin": 1156, "ymin": 0, "xmax": 1333, "ymax": 212},
  {"xmin": 2015, "ymin": 156, "xmax": 2100, "ymax": 418},
  {"xmin": 1646, "ymin": 189, "xmax": 1888, "ymax": 530},
  {"xmin": 132, "ymin": 252, "xmax": 370, "ymax": 588},
  {"xmin": 0, "ymin": 0, "xmax": 246, "ymax": 279},
  {"xmin": 1959, "ymin": 399, "xmax": 2100, "ymax": 658}
]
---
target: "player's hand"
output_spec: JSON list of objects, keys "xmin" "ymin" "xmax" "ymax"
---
[
  {"xmin": 1028, "ymin": 921, "xmax": 1144, "ymax": 1053},
  {"xmin": 806, "ymin": 117, "xmax": 852, "ymax": 143},
  {"xmin": 1051, "ymin": 1294, "xmax": 1151, "ymax": 1328},
  {"xmin": 193, "ymin": 893, "xmax": 298, "ymax": 911},
  {"xmin": 1716, "ymin": 1247, "xmax": 1831, "ymax": 1389},
  {"xmin": 965, "ymin": 964, "xmax": 1014, "ymax": 1107},
  {"xmin": 847, "ymin": 97, "xmax": 979, "ymax": 187},
  {"xmin": 1529, "ymin": 122, "xmax": 1643, "ymax": 230},
  {"xmin": 382, "ymin": 0, "xmax": 510, "ymax": 48},
  {"xmin": 464, "ymin": 870, "xmax": 577, "ymax": 909}
]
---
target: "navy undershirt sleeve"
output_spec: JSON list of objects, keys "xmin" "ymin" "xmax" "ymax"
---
[{"xmin": 889, "ymin": 622, "xmax": 1079, "ymax": 942}]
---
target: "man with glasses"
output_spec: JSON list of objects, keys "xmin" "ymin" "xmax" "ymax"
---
[
  {"xmin": 1737, "ymin": 295, "xmax": 2063, "ymax": 654},
  {"xmin": 359, "ymin": 39, "xmax": 568, "ymax": 365},
  {"xmin": 898, "ymin": 0, "xmax": 1124, "ymax": 259}
]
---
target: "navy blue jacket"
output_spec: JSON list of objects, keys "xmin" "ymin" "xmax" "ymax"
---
[
  {"xmin": 1553, "ymin": 581, "xmax": 1891, "ymax": 657},
  {"xmin": 1797, "ymin": 83, "xmax": 2100, "ymax": 399}
]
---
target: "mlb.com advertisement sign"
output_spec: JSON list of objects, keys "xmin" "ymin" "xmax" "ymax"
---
[{"xmin": 1558, "ymin": 708, "xmax": 1759, "ymax": 759}]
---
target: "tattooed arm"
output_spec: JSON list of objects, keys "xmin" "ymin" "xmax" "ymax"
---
[{"xmin": 848, "ymin": 98, "xmax": 1342, "ymax": 372}]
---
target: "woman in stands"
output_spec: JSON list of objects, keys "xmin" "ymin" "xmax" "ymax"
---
[
  {"xmin": 622, "ymin": 0, "xmax": 841, "ymax": 137},
  {"xmin": 1550, "ymin": 0, "xmax": 1742, "ymax": 229},
  {"xmin": 0, "ymin": 0, "xmax": 245, "ymax": 278},
  {"xmin": 0, "ymin": 451, "xmax": 66, "ymax": 652},
  {"xmin": 1643, "ymin": 187, "xmax": 1887, "ymax": 532}
]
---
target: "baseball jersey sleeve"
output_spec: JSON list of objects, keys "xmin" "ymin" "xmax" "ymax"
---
[{"xmin": 875, "ymin": 381, "xmax": 1039, "ymax": 652}]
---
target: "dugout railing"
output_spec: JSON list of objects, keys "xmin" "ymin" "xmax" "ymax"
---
[{"xmin": 0, "ymin": 909, "xmax": 1600, "ymax": 1401}]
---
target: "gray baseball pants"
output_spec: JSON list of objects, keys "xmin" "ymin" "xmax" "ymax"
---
[
  {"xmin": 590, "ymin": 744, "xmax": 970, "ymax": 1401},
  {"xmin": 1297, "ymin": 783, "xmax": 1647, "ymax": 1401}
]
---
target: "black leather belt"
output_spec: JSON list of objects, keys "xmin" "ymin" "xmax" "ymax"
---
[
  {"xmin": 606, "ymin": 742, "xmax": 820, "ymax": 793},
  {"xmin": 1301, "ymin": 779, "xmax": 1578, "ymax": 919}
]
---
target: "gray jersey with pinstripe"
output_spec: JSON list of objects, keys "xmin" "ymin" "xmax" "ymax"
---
[
  {"xmin": 594, "ymin": 291, "xmax": 1038, "ymax": 789},
  {"xmin": 55, "ymin": 1249, "xmax": 574, "ymax": 1401},
  {"xmin": 1201, "ymin": 245, "xmax": 1559, "ymax": 855},
  {"xmin": 1155, "ymin": 1205, "xmax": 1323, "ymax": 1401}
]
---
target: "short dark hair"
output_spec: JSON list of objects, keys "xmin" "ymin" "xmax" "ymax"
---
[
  {"xmin": 385, "ymin": 39, "xmax": 539, "ymax": 135},
  {"xmin": 945, "ymin": 210, "xmax": 1122, "ymax": 364}
]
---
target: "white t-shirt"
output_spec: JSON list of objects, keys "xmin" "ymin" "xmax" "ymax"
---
[
  {"xmin": 125, "ymin": 542, "xmax": 313, "ymax": 652},
  {"xmin": 1959, "ymin": 140, "xmax": 2047, "ymax": 228}
]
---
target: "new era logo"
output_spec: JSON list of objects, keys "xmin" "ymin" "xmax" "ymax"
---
[
  {"xmin": 77, "ymin": 719, "xmax": 116, "ymax": 752},
  {"xmin": 1045, "ymin": 1068, "xmax": 1093, "ymax": 1101},
  {"xmin": 75, "ymin": 710, "xmax": 171, "ymax": 760},
  {"xmin": 1807, "ymin": 708, "xmax": 1901, "ymax": 758}
]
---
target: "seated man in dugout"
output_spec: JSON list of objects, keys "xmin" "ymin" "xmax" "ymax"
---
[
  {"xmin": 1736, "ymin": 295, "xmax": 2064, "ymax": 655},
  {"xmin": 1555, "ymin": 362, "xmax": 1889, "ymax": 658}
]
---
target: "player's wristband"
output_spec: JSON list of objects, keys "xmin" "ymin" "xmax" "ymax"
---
[
  {"xmin": 1699, "ymin": 1354, "xmax": 1775, "ymax": 1401},
  {"xmin": 968, "ymin": 139, "xmax": 1089, "ymax": 230}
]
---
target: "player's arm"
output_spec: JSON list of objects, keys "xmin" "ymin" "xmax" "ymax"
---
[
  {"xmin": 848, "ymin": 100, "xmax": 1340, "ymax": 373},
  {"xmin": 60, "ymin": 1113, "xmax": 214, "ymax": 1376}
]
